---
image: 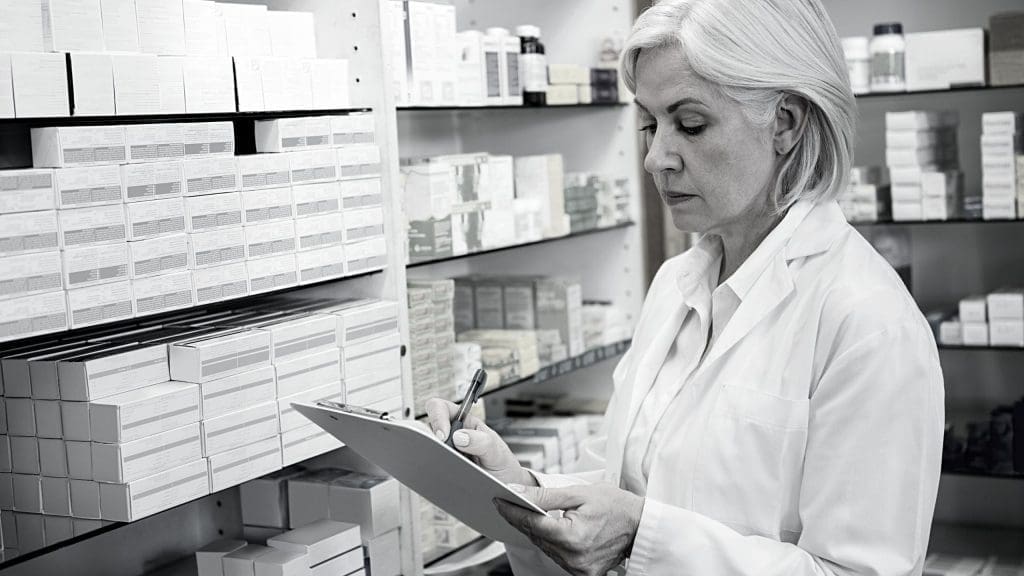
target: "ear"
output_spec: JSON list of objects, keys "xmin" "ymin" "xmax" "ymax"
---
[{"xmin": 773, "ymin": 95, "xmax": 809, "ymax": 156}]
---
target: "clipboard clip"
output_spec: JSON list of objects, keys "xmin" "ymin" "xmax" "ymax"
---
[{"xmin": 317, "ymin": 400, "xmax": 392, "ymax": 421}]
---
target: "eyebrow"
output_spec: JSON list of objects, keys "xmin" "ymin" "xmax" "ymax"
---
[{"xmin": 634, "ymin": 97, "xmax": 707, "ymax": 115}]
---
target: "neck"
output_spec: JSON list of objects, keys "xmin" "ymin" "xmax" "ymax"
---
[{"xmin": 716, "ymin": 205, "xmax": 786, "ymax": 284}]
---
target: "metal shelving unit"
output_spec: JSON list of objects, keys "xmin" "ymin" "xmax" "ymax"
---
[{"xmin": 398, "ymin": 102, "xmax": 627, "ymax": 112}]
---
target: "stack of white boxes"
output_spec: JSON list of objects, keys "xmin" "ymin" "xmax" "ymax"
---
[
  {"xmin": 957, "ymin": 296, "xmax": 990, "ymax": 347},
  {"xmin": 0, "ymin": 1, "xmax": 349, "ymax": 118},
  {"xmin": 981, "ymin": 112, "xmax": 1024, "ymax": 220},
  {"xmin": 197, "ymin": 519, "xmax": 364, "ymax": 576},
  {"xmin": 546, "ymin": 64, "xmax": 590, "ymax": 106},
  {"xmin": 581, "ymin": 304, "xmax": 632, "ymax": 351},
  {"xmin": 409, "ymin": 280, "xmax": 456, "ymax": 410},
  {"xmin": 944, "ymin": 290, "xmax": 1024, "ymax": 348},
  {"xmin": 452, "ymin": 343, "xmax": 482, "ymax": 399},
  {"xmin": 389, "ymin": 0, "xmax": 458, "ymax": 107},
  {"xmin": 885, "ymin": 111, "xmax": 962, "ymax": 222},
  {"xmin": 838, "ymin": 166, "xmax": 891, "ymax": 223},
  {"xmin": 407, "ymin": 284, "xmax": 438, "ymax": 413}
]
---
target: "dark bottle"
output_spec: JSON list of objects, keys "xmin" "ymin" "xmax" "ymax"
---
[{"xmin": 516, "ymin": 25, "xmax": 547, "ymax": 106}]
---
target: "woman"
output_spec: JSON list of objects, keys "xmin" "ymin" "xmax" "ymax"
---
[{"xmin": 427, "ymin": 0, "xmax": 944, "ymax": 574}]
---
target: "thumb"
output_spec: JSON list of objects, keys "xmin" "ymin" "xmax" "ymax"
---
[{"xmin": 512, "ymin": 485, "xmax": 585, "ymax": 512}]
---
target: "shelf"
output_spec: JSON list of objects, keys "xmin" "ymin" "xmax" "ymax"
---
[
  {"xmin": 943, "ymin": 470, "xmax": 1024, "ymax": 481},
  {"xmin": 0, "ymin": 107, "xmax": 372, "ymax": 127},
  {"xmin": 423, "ymin": 537, "xmax": 491, "ymax": 567},
  {"xmin": 407, "ymin": 222, "xmax": 635, "ymax": 269},
  {"xmin": 939, "ymin": 344, "xmax": 1024, "ymax": 352},
  {"xmin": 856, "ymin": 83, "xmax": 1024, "ymax": 100},
  {"xmin": 398, "ymin": 102, "xmax": 628, "ymax": 112},
  {"xmin": 852, "ymin": 218, "xmax": 1022, "ymax": 227}
]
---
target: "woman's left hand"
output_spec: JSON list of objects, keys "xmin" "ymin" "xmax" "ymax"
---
[{"xmin": 494, "ymin": 483, "xmax": 645, "ymax": 576}]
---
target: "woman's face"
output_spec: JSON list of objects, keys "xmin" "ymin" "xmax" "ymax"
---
[{"xmin": 636, "ymin": 44, "xmax": 779, "ymax": 235}]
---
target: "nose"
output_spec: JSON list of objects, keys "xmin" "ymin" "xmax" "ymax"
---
[{"xmin": 643, "ymin": 129, "xmax": 683, "ymax": 175}]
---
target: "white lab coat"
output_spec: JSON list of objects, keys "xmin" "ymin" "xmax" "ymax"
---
[{"xmin": 506, "ymin": 200, "xmax": 945, "ymax": 576}]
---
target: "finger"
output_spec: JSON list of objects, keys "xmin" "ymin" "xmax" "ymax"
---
[
  {"xmin": 493, "ymin": 498, "xmax": 562, "ymax": 539},
  {"xmin": 514, "ymin": 485, "xmax": 587, "ymax": 512},
  {"xmin": 449, "ymin": 427, "xmax": 498, "ymax": 458},
  {"xmin": 424, "ymin": 399, "xmax": 458, "ymax": 441}
]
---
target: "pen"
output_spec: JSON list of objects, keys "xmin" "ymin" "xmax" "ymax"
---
[{"xmin": 446, "ymin": 369, "xmax": 488, "ymax": 448}]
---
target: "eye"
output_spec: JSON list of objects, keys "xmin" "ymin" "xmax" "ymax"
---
[
  {"xmin": 679, "ymin": 123, "xmax": 706, "ymax": 136},
  {"xmin": 639, "ymin": 121, "xmax": 657, "ymax": 134}
]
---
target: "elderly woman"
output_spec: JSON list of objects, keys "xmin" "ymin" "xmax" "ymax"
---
[{"xmin": 427, "ymin": 0, "xmax": 944, "ymax": 574}]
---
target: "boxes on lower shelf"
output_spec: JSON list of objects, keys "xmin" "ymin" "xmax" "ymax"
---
[
  {"xmin": 99, "ymin": 458, "xmax": 209, "ymax": 522},
  {"xmin": 92, "ymin": 422, "xmax": 203, "ymax": 483},
  {"xmin": 208, "ymin": 435, "xmax": 282, "ymax": 493},
  {"xmin": 201, "ymin": 401, "xmax": 279, "ymax": 457}
]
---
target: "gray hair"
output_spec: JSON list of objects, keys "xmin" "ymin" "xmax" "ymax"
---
[{"xmin": 623, "ymin": 0, "xmax": 856, "ymax": 210}]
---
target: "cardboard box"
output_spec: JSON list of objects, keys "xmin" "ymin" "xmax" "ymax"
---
[
  {"xmin": 193, "ymin": 261, "xmax": 249, "ymax": 305},
  {"xmin": 308, "ymin": 547, "xmax": 362, "ymax": 576},
  {"xmin": 157, "ymin": 56, "xmax": 187, "ymax": 114},
  {"xmin": 59, "ymin": 204, "xmax": 128, "ymax": 249},
  {"xmin": 70, "ymin": 53, "xmax": 116, "ymax": 116},
  {"xmin": 62, "ymin": 402, "xmax": 91, "ymax": 442},
  {"xmin": 268, "ymin": 11, "xmax": 316, "ymax": 58},
  {"xmin": 39, "ymin": 437, "xmax": 67, "ymax": 476},
  {"xmin": 247, "ymin": 253, "xmax": 298, "ymax": 295},
  {"xmin": 289, "ymin": 149, "xmax": 337, "ymax": 185},
  {"xmin": 201, "ymin": 401, "xmax": 278, "ymax": 457},
  {"xmin": 989, "ymin": 320, "xmax": 1024, "ymax": 347},
  {"xmin": 345, "ymin": 236, "xmax": 387, "ymax": 275},
  {"xmin": 0, "ymin": 252, "xmax": 63, "ymax": 301},
  {"xmin": 982, "ymin": 112, "xmax": 1024, "ymax": 136},
  {"xmin": 11, "ymin": 51, "xmax": 70, "ymax": 118},
  {"xmin": 235, "ymin": 56, "xmax": 266, "ymax": 112},
  {"xmin": 125, "ymin": 198, "xmax": 187, "ymax": 241},
  {"xmin": 185, "ymin": 192, "xmax": 243, "ymax": 233},
  {"xmin": 905, "ymin": 28, "xmax": 986, "ymax": 92},
  {"xmin": 208, "ymin": 435, "xmax": 281, "ymax": 493},
  {"xmin": 41, "ymin": 0, "xmax": 104, "ymax": 50},
  {"xmin": 183, "ymin": 57, "xmax": 235, "ymax": 113},
  {"xmin": 129, "ymin": 233, "xmax": 189, "ymax": 278},
  {"xmin": 293, "ymin": 182, "xmax": 340, "ymax": 217},
  {"xmin": 170, "ymin": 328, "xmax": 272, "ymax": 384},
  {"xmin": 61, "ymin": 242, "xmax": 130, "ymax": 289},
  {"xmin": 0, "ymin": 437, "xmax": 12, "ymax": 473},
  {"xmin": 324, "ymin": 300, "xmax": 399, "ymax": 346},
  {"xmin": 268, "ymin": 519, "xmax": 361, "ymax": 568},
  {"xmin": 10, "ymin": 436, "xmax": 40, "ymax": 474},
  {"xmin": 31, "ymin": 126, "xmax": 127, "ymax": 168},
  {"xmin": 3, "ymin": 340, "xmax": 103, "ymax": 398},
  {"xmin": 58, "ymin": 342, "xmax": 170, "ymax": 401},
  {"xmin": 535, "ymin": 278, "xmax": 584, "ymax": 357},
  {"xmin": 220, "ymin": 3, "xmax": 271, "ymax": 57},
  {"xmin": 240, "ymin": 467, "xmax": 308, "ymax": 529},
  {"xmin": 309, "ymin": 58, "xmax": 350, "ymax": 110},
  {"xmin": 132, "ymin": 270, "xmax": 195, "ymax": 317},
  {"xmin": 111, "ymin": 54, "xmax": 162, "ymax": 115},
  {"xmin": 262, "ymin": 314, "xmax": 338, "ymax": 362},
  {"xmin": 275, "ymin": 348, "xmax": 341, "ymax": 398},
  {"xmin": 259, "ymin": 57, "xmax": 313, "ymax": 111},
  {"xmin": 196, "ymin": 539, "xmax": 248, "ymax": 576},
  {"xmin": 0, "ymin": 210, "xmax": 60, "ymax": 257},
  {"xmin": 34, "ymin": 399, "xmax": 67, "ymax": 442},
  {"xmin": 296, "ymin": 213, "xmax": 345, "ymax": 251},
  {"xmin": 256, "ymin": 117, "xmax": 332, "ymax": 153},
  {"xmin": 183, "ymin": 0, "xmax": 227, "ymax": 56},
  {"xmin": 6, "ymin": 398, "xmax": 36, "ymax": 436},
  {"xmin": 69, "ymin": 478, "xmax": 101, "ymax": 517},
  {"xmin": 135, "ymin": 0, "xmax": 185, "ymax": 55},
  {"xmin": 101, "ymin": 0, "xmax": 140, "ymax": 52},
  {"xmin": 0, "ymin": 0, "xmax": 46, "ymax": 52},
  {"xmin": 54, "ymin": 165, "xmax": 122, "ymax": 209},
  {"xmin": 456, "ymin": 31, "xmax": 487, "ymax": 107},
  {"xmin": 93, "ymin": 422, "xmax": 202, "ymax": 483},
  {"xmin": 184, "ymin": 122, "xmax": 235, "ymax": 157},
  {"xmin": 253, "ymin": 546, "xmax": 307, "ymax": 576},
  {"xmin": 41, "ymin": 476, "xmax": 71, "ymax": 516},
  {"xmin": 242, "ymin": 187, "xmax": 294, "ymax": 225},
  {"xmin": 515, "ymin": 155, "xmax": 569, "ymax": 238},
  {"xmin": 346, "ymin": 371, "xmax": 402, "ymax": 409},
  {"xmin": 962, "ymin": 322, "xmax": 990, "ymax": 346},
  {"xmin": 365, "ymin": 530, "xmax": 401, "ymax": 576},
  {"xmin": 189, "ymin": 226, "xmax": 246, "ymax": 269},
  {"xmin": 66, "ymin": 280, "xmax": 133, "ymax": 329},
  {"xmin": 278, "ymin": 382, "xmax": 342, "ymax": 433},
  {"xmin": 0, "ymin": 169, "xmax": 55, "ymax": 214},
  {"xmin": 183, "ymin": 157, "xmax": 239, "ymax": 197},
  {"xmin": 329, "ymin": 113, "xmax": 375, "ymax": 147},
  {"xmin": 343, "ymin": 207, "xmax": 385, "ymax": 244},
  {"xmin": 337, "ymin": 145, "xmax": 382, "ymax": 180},
  {"xmin": 99, "ymin": 457, "xmax": 209, "ymax": 521},
  {"xmin": 0, "ymin": 53, "xmax": 13, "ymax": 118},
  {"xmin": 244, "ymin": 220, "xmax": 296, "ymax": 260},
  {"xmin": 296, "ymin": 245, "xmax": 346, "ymax": 285},
  {"xmin": 239, "ymin": 155, "xmax": 292, "ymax": 192},
  {"xmin": 546, "ymin": 84, "xmax": 580, "ymax": 106},
  {"xmin": 344, "ymin": 333, "xmax": 400, "ymax": 380},
  {"xmin": 988, "ymin": 289, "xmax": 1024, "ymax": 320},
  {"xmin": 201, "ymin": 364, "xmax": 276, "ymax": 421},
  {"xmin": 325, "ymin": 471, "xmax": 400, "ymax": 539},
  {"xmin": 223, "ymin": 544, "xmax": 274, "ymax": 576},
  {"xmin": 124, "ymin": 124, "xmax": 186, "ymax": 164},
  {"xmin": 122, "ymin": 161, "xmax": 184, "ymax": 203},
  {"xmin": 339, "ymin": 177, "xmax": 385, "ymax": 211},
  {"xmin": 13, "ymin": 474, "xmax": 41, "ymax": 512}
]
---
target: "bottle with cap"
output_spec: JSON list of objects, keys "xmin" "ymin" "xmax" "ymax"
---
[
  {"xmin": 516, "ymin": 24, "xmax": 547, "ymax": 106},
  {"xmin": 841, "ymin": 36, "xmax": 871, "ymax": 95},
  {"xmin": 870, "ymin": 22, "xmax": 906, "ymax": 93}
]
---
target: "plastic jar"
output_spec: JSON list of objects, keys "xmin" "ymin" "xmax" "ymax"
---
[
  {"xmin": 870, "ymin": 23, "xmax": 906, "ymax": 93},
  {"xmin": 841, "ymin": 36, "xmax": 871, "ymax": 95},
  {"xmin": 515, "ymin": 25, "xmax": 547, "ymax": 106}
]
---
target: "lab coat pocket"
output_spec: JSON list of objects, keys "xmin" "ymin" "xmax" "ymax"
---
[{"xmin": 692, "ymin": 385, "xmax": 809, "ymax": 537}]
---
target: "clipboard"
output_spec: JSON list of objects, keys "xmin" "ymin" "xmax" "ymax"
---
[{"xmin": 292, "ymin": 401, "xmax": 547, "ymax": 547}]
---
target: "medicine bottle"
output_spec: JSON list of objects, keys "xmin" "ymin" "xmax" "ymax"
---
[
  {"xmin": 516, "ymin": 25, "xmax": 547, "ymax": 106},
  {"xmin": 841, "ymin": 36, "xmax": 870, "ymax": 95},
  {"xmin": 869, "ymin": 23, "xmax": 906, "ymax": 93}
]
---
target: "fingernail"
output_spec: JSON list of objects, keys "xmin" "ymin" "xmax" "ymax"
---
[
  {"xmin": 452, "ymin": 430, "xmax": 470, "ymax": 447},
  {"xmin": 508, "ymin": 483, "xmax": 525, "ymax": 493},
  {"xmin": 434, "ymin": 429, "xmax": 446, "ymax": 441}
]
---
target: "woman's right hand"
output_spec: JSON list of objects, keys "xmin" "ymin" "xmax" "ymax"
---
[{"xmin": 425, "ymin": 398, "xmax": 536, "ymax": 487}]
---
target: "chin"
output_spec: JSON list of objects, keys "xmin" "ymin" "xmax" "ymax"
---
[{"xmin": 669, "ymin": 207, "xmax": 711, "ymax": 234}]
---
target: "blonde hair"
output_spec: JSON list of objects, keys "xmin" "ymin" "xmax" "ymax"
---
[{"xmin": 623, "ymin": 0, "xmax": 856, "ymax": 210}]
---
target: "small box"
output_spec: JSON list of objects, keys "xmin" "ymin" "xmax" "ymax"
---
[
  {"xmin": 234, "ymin": 57, "xmax": 266, "ymax": 112},
  {"xmin": 962, "ymin": 322, "xmax": 990, "ymax": 347},
  {"xmin": 201, "ymin": 401, "xmax": 279, "ymax": 457},
  {"xmin": 41, "ymin": 476, "xmax": 71, "ymax": 516},
  {"xmin": 295, "ymin": 213, "xmax": 345, "ymax": 252},
  {"xmin": 240, "ymin": 466, "xmax": 308, "ymax": 529},
  {"xmin": 129, "ymin": 233, "xmax": 189, "ymax": 278},
  {"xmin": 170, "ymin": 329, "xmax": 272, "ymax": 384},
  {"xmin": 125, "ymin": 124, "xmax": 186, "ymax": 164},
  {"xmin": 239, "ymin": 155, "xmax": 292, "ymax": 192},
  {"xmin": 101, "ymin": 0, "xmax": 141, "ymax": 52},
  {"xmin": 189, "ymin": 226, "xmax": 246, "ymax": 269},
  {"xmin": 344, "ymin": 237, "xmax": 387, "ymax": 274},
  {"xmin": 365, "ymin": 530, "xmax": 401, "ymax": 576},
  {"xmin": 535, "ymin": 277, "xmax": 584, "ymax": 357},
  {"xmin": 58, "ymin": 342, "xmax": 170, "ymax": 401},
  {"xmin": 904, "ymin": 28, "xmax": 986, "ymax": 92},
  {"xmin": 72, "ymin": 517, "xmax": 104, "ymax": 536},
  {"xmin": 261, "ymin": 314, "xmax": 338, "ymax": 363},
  {"xmin": 111, "ymin": 54, "xmax": 163, "ymax": 116},
  {"xmin": 185, "ymin": 192, "xmax": 243, "ymax": 233},
  {"xmin": 183, "ymin": 0, "xmax": 227, "ymax": 56},
  {"xmin": 156, "ymin": 57, "xmax": 186, "ymax": 114},
  {"xmin": 289, "ymin": 149, "xmax": 337, "ymax": 185},
  {"xmin": 268, "ymin": 10, "xmax": 317, "ymax": 58},
  {"xmin": 253, "ymin": 546, "xmax": 308, "ymax": 576},
  {"xmin": 184, "ymin": 157, "xmax": 238, "ymax": 198},
  {"xmin": 337, "ymin": 146, "xmax": 382, "ymax": 180},
  {"xmin": 193, "ymin": 261, "xmax": 249, "ymax": 305},
  {"xmin": 327, "ymin": 300, "xmax": 400, "ymax": 346},
  {"xmin": 989, "ymin": 320, "xmax": 1024, "ymax": 347},
  {"xmin": 220, "ymin": 3, "xmax": 271, "ymax": 57},
  {"xmin": 277, "ymin": 382, "xmax": 341, "ymax": 433},
  {"xmin": 201, "ymin": 365, "xmax": 276, "ymax": 421},
  {"xmin": 0, "ymin": 53, "xmax": 12, "ymax": 118},
  {"xmin": 39, "ymin": 437, "xmax": 68, "ymax": 476},
  {"xmin": 0, "ymin": 252, "xmax": 63, "ymax": 301},
  {"xmin": 339, "ymin": 178, "xmax": 383, "ymax": 210},
  {"xmin": 99, "ymin": 457, "xmax": 209, "ymax": 521},
  {"xmin": 274, "ymin": 348, "xmax": 341, "ymax": 398},
  {"xmin": 208, "ymin": 435, "xmax": 282, "ymax": 493},
  {"xmin": 31, "ymin": 126, "xmax": 127, "ymax": 168},
  {"xmin": 247, "ymin": 253, "xmax": 298, "ymax": 295},
  {"xmin": 0, "ymin": 169, "xmax": 56, "ymax": 214},
  {"xmin": 11, "ymin": 52, "xmax": 70, "ymax": 118},
  {"xmin": 0, "ymin": 438, "xmax": 10, "ymax": 473},
  {"xmin": 90, "ymin": 381, "xmax": 200, "ymax": 444},
  {"xmin": 59, "ymin": 205, "xmax": 128, "ymax": 249},
  {"xmin": 330, "ymin": 114, "xmax": 375, "ymax": 147},
  {"xmin": 267, "ymin": 519, "xmax": 362, "ymax": 568},
  {"xmin": 259, "ymin": 57, "xmax": 313, "ymax": 111},
  {"xmin": 546, "ymin": 84, "xmax": 580, "ymax": 106},
  {"xmin": 183, "ymin": 57, "xmax": 235, "ymax": 114},
  {"xmin": 293, "ymin": 182, "xmax": 341, "ymax": 217},
  {"xmin": 344, "ymin": 333, "xmax": 401, "ymax": 380},
  {"xmin": 13, "ymin": 474, "xmax": 41, "ymax": 512},
  {"xmin": 54, "ymin": 165, "xmax": 123, "ymax": 209},
  {"xmin": 244, "ymin": 220, "xmax": 296, "ymax": 260},
  {"xmin": 66, "ymin": 281, "xmax": 133, "ymax": 329},
  {"xmin": 256, "ymin": 117, "xmax": 332, "ymax": 153},
  {"xmin": 939, "ymin": 320, "xmax": 962, "ymax": 346},
  {"xmin": 309, "ymin": 59, "xmax": 350, "ymax": 110},
  {"xmin": 93, "ymin": 422, "xmax": 202, "ymax": 483},
  {"xmin": 343, "ymin": 207, "xmax": 385, "ymax": 243},
  {"xmin": 327, "ymin": 471, "xmax": 400, "ymax": 538},
  {"xmin": 134, "ymin": 0, "xmax": 186, "ymax": 55},
  {"xmin": 70, "ymin": 53, "xmax": 116, "ymax": 116},
  {"xmin": 223, "ymin": 544, "xmax": 274, "ymax": 576},
  {"xmin": 296, "ymin": 245, "xmax": 346, "ymax": 285},
  {"xmin": 61, "ymin": 242, "xmax": 130, "ymax": 289},
  {"xmin": 987, "ymin": 289, "xmax": 1024, "ymax": 320},
  {"xmin": 548, "ymin": 64, "xmax": 589, "ymax": 86},
  {"xmin": 7, "ymin": 398, "xmax": 36, "ymax": 436},
  {"xmin": 10, "ymin": 436, "xmax": 40, "ymax": 474},
  {"xmin": 121, "ymin": 161, "xmax": 185, "ymax": 203},
  {"xmin": 196, "ymin": 539, "xmax": 248, "ymax": 576},
  {"xmin": 242, "ymin": 187, "xmax": 294, "ymax": 225},
  {"xmin": 61, "ymin": 402, "xmax": 91, "ymax": 442},
  {"xmin": 0, "ymin": 211, "xmax": 60, "ymax": 257},
  {"xmin": 125, "ymin": 198, "xmax": 187, "ymax": 241},
  {"xmin": 308, "ymin": 547, "xmax": 362, "ymax": 576},
  {"xmin": 184, "ymin": 122, "xmax": 235, "ymax": 158},
  {"xmin": 0, "ymin": 1, "xmax": 46, "ymax": 52},
  {"xmin": 70, "ymin": 478, "xmax": 101, "ymax": 518}
]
